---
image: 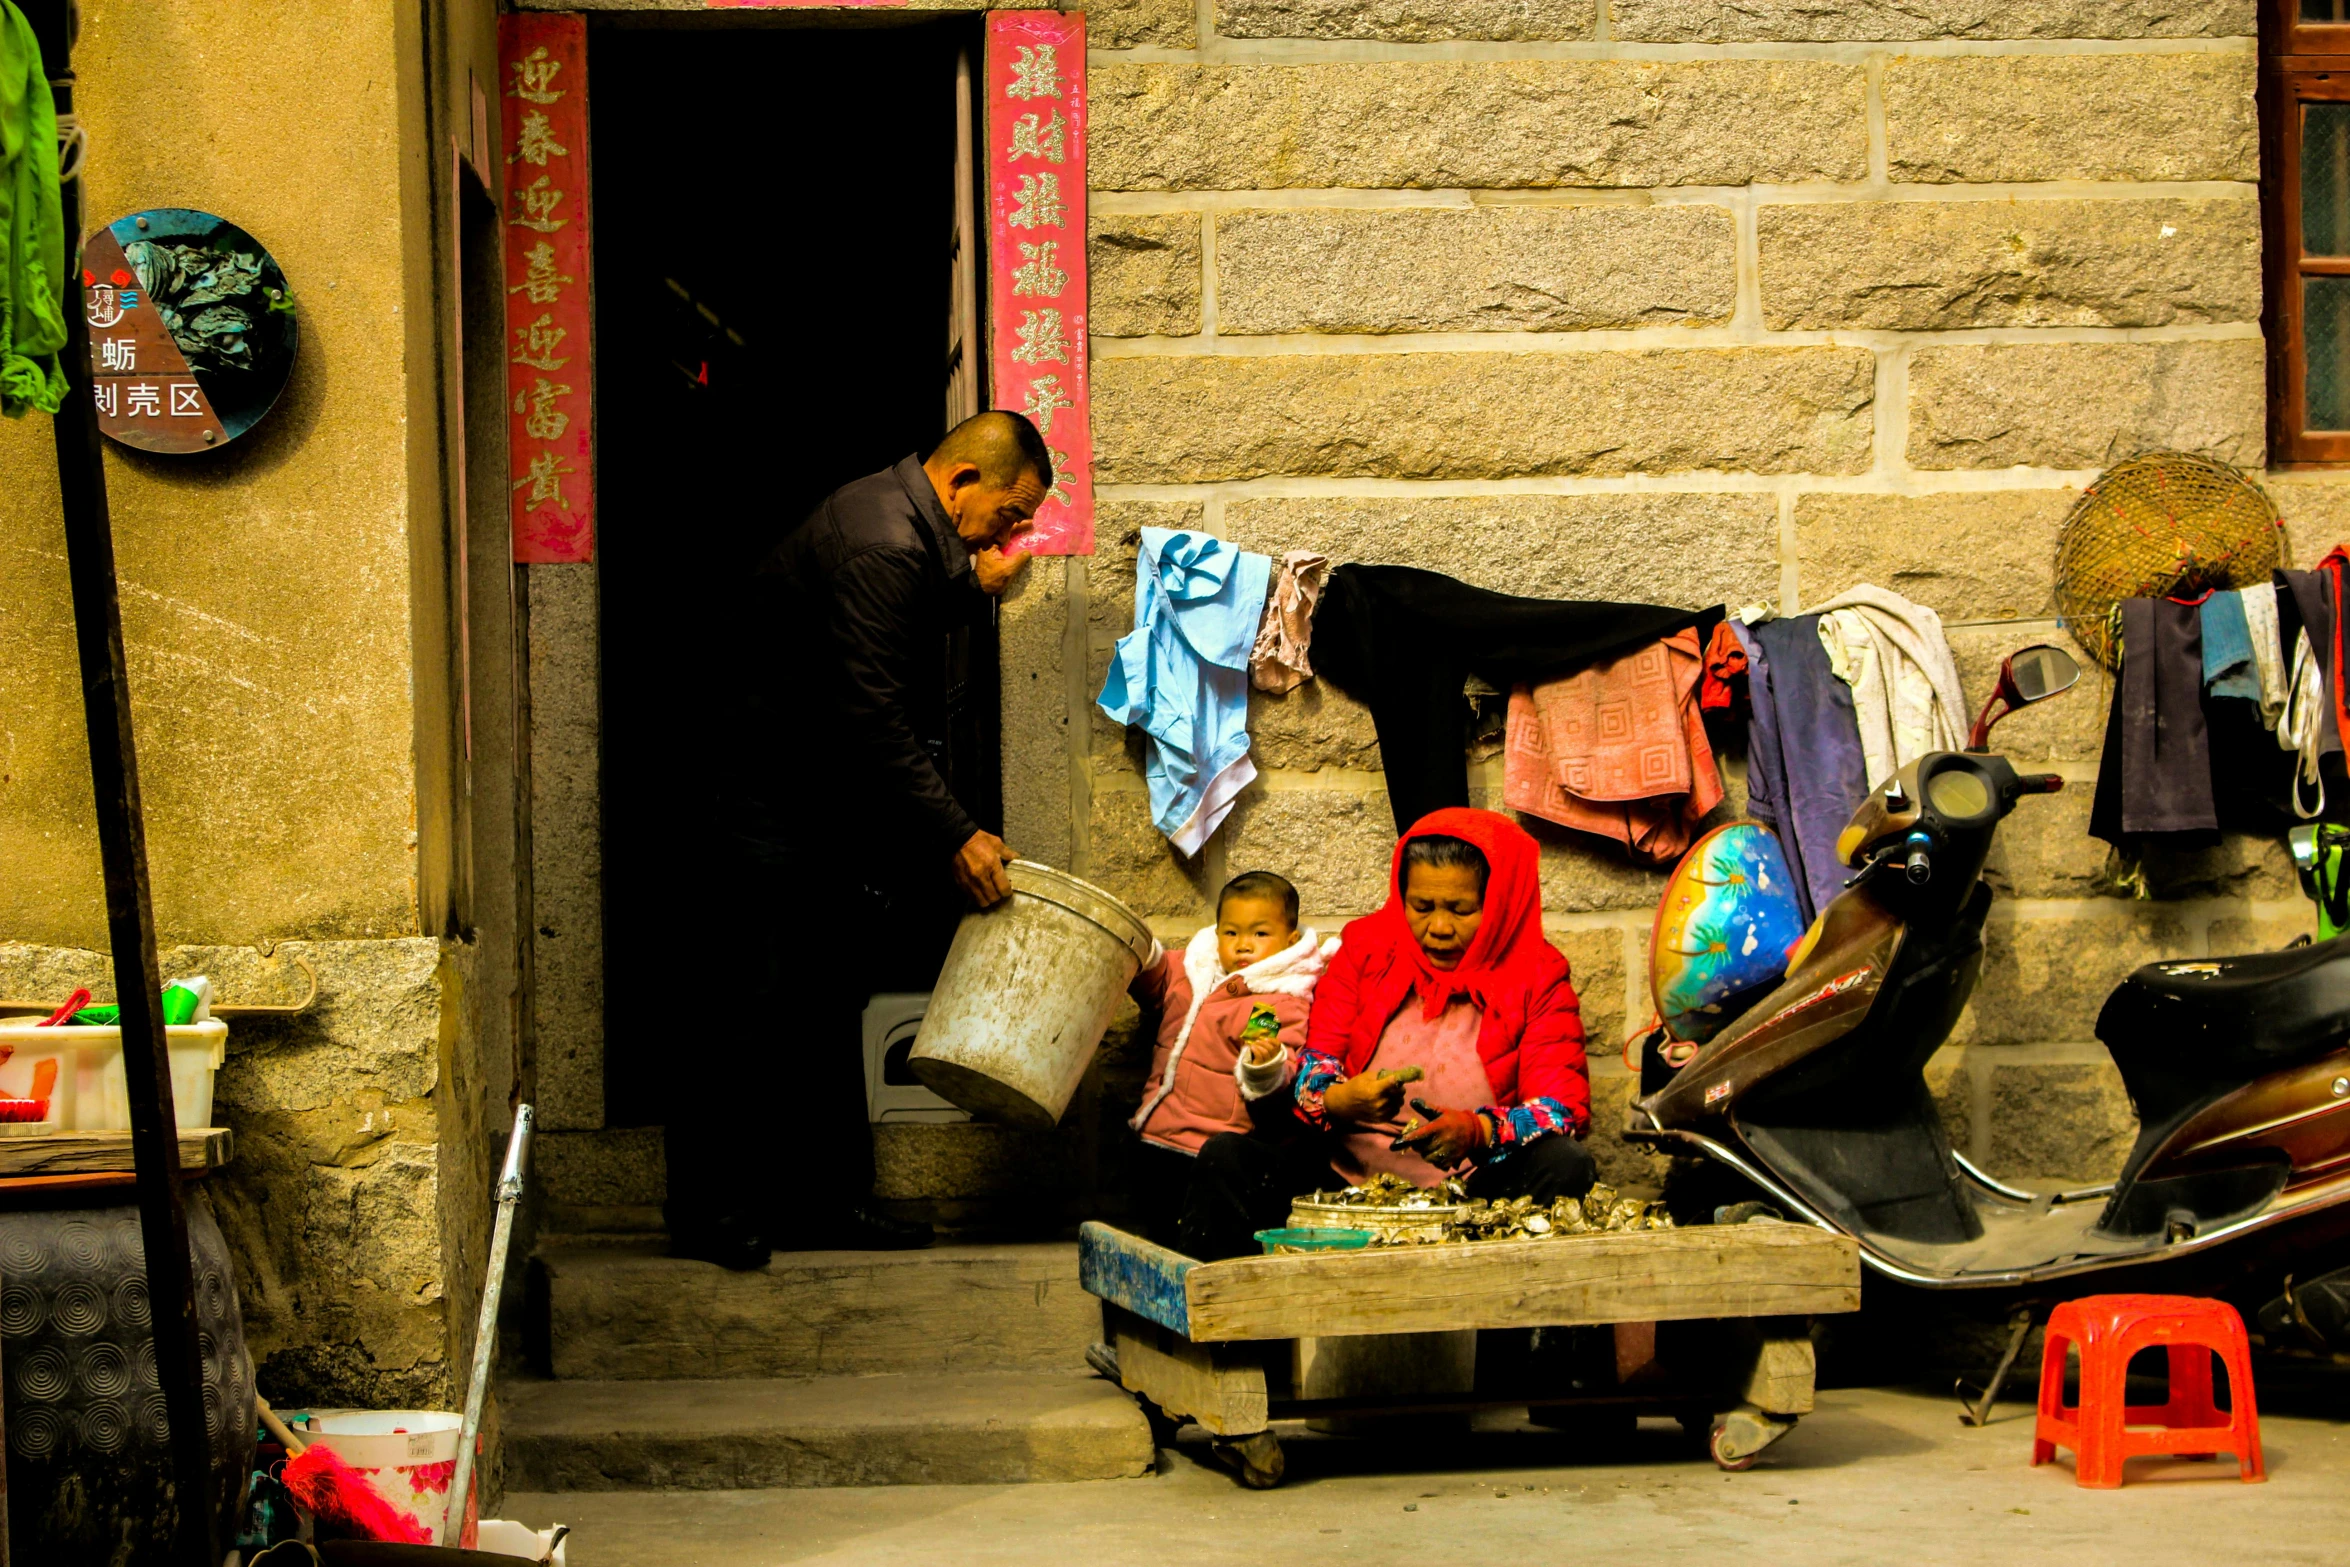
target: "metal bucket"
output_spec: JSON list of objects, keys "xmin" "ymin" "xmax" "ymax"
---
[{"xmin": 908, "ymin": 861, "xmax": 1156, "ymax": 1128}]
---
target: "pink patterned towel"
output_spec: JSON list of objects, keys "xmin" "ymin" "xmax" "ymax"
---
[{"xmin": 1504, "ymin": 627, "xmax": 1722, "ymax": 865}]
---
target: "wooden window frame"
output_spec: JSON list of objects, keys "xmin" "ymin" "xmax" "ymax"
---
[{"xmin": 2266, "ymin": 0, "xmax": 2350, "ymax": 460}]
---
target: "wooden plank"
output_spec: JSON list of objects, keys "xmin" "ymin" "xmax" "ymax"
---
[
  {"xmin": 0, "ymin": 1128, "xmax": 231, "ymax": 1177},
  {"xmin": 1183, "ymin": 1224, "xmax": 1860, "ymax": 1342},
  {"xmin": 1078, "ymin": 1220, "xmax": 1193, "ymax": 1336},
  {"xmin": 1106, "ymin": 1304, "xmax": 1268, "ymax": 1437}
]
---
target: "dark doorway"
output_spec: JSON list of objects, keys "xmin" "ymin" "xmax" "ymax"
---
[{"xmin": 591, "ymin": 20, "xmax": 976, "ymax": 1126}]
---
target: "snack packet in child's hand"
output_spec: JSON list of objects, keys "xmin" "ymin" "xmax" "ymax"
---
[{"xmin": 1241, "ymin": 1003, "xmax": 1282, "ymax": 1062}]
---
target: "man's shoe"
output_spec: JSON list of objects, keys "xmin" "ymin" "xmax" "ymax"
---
[
  {"xmin": 785, "ymin": 1203, "xmax": 934, "ymax": 1252},
  {"xmin": 669, "ymin": 1214, "xmax": 772, "ymax": 1271}
]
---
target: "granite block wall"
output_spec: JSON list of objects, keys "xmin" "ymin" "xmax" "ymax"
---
[{"xmin": 996, "ymin": 0, "xmax": 2338, "ymax": 1188}]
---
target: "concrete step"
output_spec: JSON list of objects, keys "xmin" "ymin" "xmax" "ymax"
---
[
  {"xmin": 538, "ymin": 1240, "xmax": 1099, "ymax": 1380},
  {"xmin": 502, "ymin": 1371, "xmax": 1154, "ymax": 1490}
]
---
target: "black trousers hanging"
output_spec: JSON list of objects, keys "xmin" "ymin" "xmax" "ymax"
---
[{"xmin": 1308, "ymin": 564, "xmax": 1719, "ymax": 832}]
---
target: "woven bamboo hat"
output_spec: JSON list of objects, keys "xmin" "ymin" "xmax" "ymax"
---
[{"xmin": 2052, "ymin": 451, "xmax": 2283, "ymax": 670}]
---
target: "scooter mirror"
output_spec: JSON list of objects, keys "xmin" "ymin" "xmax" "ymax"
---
[
  {"xmin": 1969, "ymin": 643, "xmax": 2083, "ymax": 749},
  {"xmin": 2005, "ymin": 644, "xmax": 2081, "ymax": 705}
]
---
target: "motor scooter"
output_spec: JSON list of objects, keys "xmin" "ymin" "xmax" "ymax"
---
[{"xmin": 1627, "ymin": 643, "xmax": 2350, "ymax": 1431}]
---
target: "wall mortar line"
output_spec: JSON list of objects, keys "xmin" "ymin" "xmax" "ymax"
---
[
  {"xmin": 1778, "ymin": 490, "xmax": 1800, "ymax": 612},
  {"xmin": 1875, "ymin": 342, "xmax": 1914, "ymax": 487},
  {"xmin": 1095, "ymin": 467, "xmax": 2109, "ymax": 500},
  {"xmin": 1199, "ymin": 211, "xmax": 1220, "ymax": 337},
  {"xmin": 1089, "ymin": 322, "xmax": 2263, "ymax": 357},
  {"xmin": 1730, "ymin": 185, "xmax": 1761, "ymax": 330},
  {"xmin": 1089, "ymin": 36, "xmax": 2254, "ymax": 67},
  {"xmin": 1864, "ymin": 53, "xmax": 1889, "ymax": 183},
  {"xmin": 1092, "ymin": 182, "xmax": 2257, "ymax": 214},
  {"xmin": 1065, "ymin": 556, "xmax": 1093, "ymax": 878}
]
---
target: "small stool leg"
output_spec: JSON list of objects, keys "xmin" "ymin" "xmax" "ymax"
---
[
  {"xmin": 2164, "ymin": 1343, "xmax": 2219, "ymax": 1428},
  {"xmin": 2031, "ymin": 1329, "xmax": 2070, "ymax": 1467},
  {"xmin": 2219, "ymin": 1338, "xmax": 2266, "ymax": 1483},
  {"xmin": 2074, "ymin": 1334, "xmax": 2131, "ymax": 1488}
]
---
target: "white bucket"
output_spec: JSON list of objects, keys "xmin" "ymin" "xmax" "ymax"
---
[
  {"xmin": 909, "ymin": 861, "xmax": 1156, "ymax": 1128},
  {"xmin": 0, "ymin": 1021, "xmax": 227, "ymax": 1130},
  {"xmin": 477, "ymin": 1519, "xmax": 569, "ymax": 1563},
  {"xmin": 299, "ymin": 1407, "xmax": 476, "ymax": 1545}
]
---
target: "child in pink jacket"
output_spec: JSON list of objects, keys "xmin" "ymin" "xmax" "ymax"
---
[{"xmin": 1127, "ymin": 870, "xmax": 1339, "ymax": 1244}]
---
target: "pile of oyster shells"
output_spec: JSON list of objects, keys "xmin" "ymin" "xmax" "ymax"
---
[
  {"xmin": 1314, "ymin": 1174, "xmax": 1672, "ymax": 1243},
  {"xmin": 1443, "ymin": 1184, "xmax": 1674, "ymax": 1243},
  {"xmin": 1316, "ymin": 1172, "xmax": 1463, "ymax": 1209}
]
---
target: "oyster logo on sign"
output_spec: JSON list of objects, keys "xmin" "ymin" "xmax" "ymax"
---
[{"xmin": 84, "ymin": 210, "xmax": 298, "ymax": 455}]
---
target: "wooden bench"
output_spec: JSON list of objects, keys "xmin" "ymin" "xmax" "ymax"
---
[{"xmin": 1077, "ymin": 1219, "xmax": 1862, "ymax": 1482}]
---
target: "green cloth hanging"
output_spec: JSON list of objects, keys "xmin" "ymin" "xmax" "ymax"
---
[{"xmin": 0, "ymin": 0, "xmax": 63, "ymax": 418}]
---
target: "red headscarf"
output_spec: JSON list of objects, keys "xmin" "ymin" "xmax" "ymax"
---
[{"xmin": 1307, "ymin": 807, "xmax": 1588, "ymax": 1118}]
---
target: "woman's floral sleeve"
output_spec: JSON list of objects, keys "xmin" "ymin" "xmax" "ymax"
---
[
  {"xmin": 1291, "ymin": 1047, "xmax": 1349, "ymax": 1129},
  {"xmin": 1473, "ymin": 1095, "xmax": 1579, "ymax": 1157}
]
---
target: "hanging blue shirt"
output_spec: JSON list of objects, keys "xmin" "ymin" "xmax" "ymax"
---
[
  {"xmin": 2200, "ymin": 589, "xmax": 2260, "ymax": 704},
  {"xmin": 1097, "ymin": 529, "xmax": 1273, "ymax": 855}
]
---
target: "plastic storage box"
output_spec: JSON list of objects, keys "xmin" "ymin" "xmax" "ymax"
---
[{"xmin": 0, "ymin": 1020, "xmax": 227, "ymax": 1130}]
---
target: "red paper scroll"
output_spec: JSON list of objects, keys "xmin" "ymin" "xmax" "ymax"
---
[
  {"xmin": 499, "ymin": 14, "xmax": 596, "ymax": 564},
  {"xmin": 986, "ymin": 12, "xmax": 1092, "ymax": 556}
]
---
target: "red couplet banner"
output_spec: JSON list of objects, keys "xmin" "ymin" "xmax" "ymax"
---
[
  {"xmin": 499, "ymin": 13, "xmax": 596, "ymax": 564},
  {"xmin": 986, "ymin": 11, "xmax": 1093, "ymax": 556}
]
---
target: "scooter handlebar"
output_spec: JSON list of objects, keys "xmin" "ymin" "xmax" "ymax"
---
[{"xmin": 2011, "ymin": 773, "xmax": 2065, "ymax": 797}]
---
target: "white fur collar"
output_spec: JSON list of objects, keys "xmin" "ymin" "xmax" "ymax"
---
[{"xmin": 1180, "ymin": 923, "xmax": 1336, "ymax": 1004}]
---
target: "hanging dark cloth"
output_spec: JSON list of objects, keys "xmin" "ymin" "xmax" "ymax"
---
[
  {"xmin": 2091, "ymin": 589, "xmax": 2303, "ymax": 848},
  {"xmin": 1741, "ymin": 614, "xmax": 1870, "ymax": 924},
  {"xmin": 2091, "ymin": 597, "xmax": 2216, "ymax": 843},
  {"xmin": 1308, "ymin": 564, "xmax": 1718, "ymax": 833}
]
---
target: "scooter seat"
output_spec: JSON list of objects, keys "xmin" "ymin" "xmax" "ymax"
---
[{"xmin": 2097, "ymin": 934, "xmax": 2350, "ymax": 1077}]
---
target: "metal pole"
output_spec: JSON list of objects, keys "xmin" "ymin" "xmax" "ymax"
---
[
  {"xmin": 29, "ymin": 6, "xmax": 221, "ymax": 1561},
  {"xmin": 442, "ymin": 1105, "xmax": 533, "ymax": 1547}
]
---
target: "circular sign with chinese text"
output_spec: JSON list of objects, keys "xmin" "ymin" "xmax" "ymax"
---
[{"xmin": 84, "ymin": 209, "xmax": 297, "ymax": 454}]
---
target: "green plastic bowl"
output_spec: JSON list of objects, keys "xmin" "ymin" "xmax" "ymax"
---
[{"xmin": 1254, "ymin": 1226, "xmax": 1374, "ymax": 1255}]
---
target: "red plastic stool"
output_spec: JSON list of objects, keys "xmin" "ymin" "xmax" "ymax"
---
[{"xmin": 2032, "ymin": 1293, "xmax": 2265, "ymax": 1488}]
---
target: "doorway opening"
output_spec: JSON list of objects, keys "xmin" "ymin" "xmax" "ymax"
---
[{"xmin": 590, "ymin": 19, "xmax": 982, "ymax": 1126}]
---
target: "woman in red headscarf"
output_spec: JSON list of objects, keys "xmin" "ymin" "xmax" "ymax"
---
[{"xmin": 1179, "ymin": 807, "xmax": 1595, "ymax": 1259}]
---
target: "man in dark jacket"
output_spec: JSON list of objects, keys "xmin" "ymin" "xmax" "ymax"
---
[{"xmin": 669, "ymin": 412, "xmax": 1050, "ymax": 1268}]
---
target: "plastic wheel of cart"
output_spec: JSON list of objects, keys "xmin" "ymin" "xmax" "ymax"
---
[{"xmin": 1709, "ymin": 1418, "xmax": 1764, "ymax": 1472}]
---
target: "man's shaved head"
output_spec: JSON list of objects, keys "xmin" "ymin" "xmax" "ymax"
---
[{"xmin": 929, "ymin": 410, "xmax": 1054, "ymax": 492}]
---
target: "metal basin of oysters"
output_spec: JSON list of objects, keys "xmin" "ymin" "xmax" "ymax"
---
[
  {"xmin": 1287, "ymin": 1172, "xmax": 1464, "ymax": 1243},
  {"xmin": 1287, "ymin": 1172, "xmax": 1672, "ymax": 1246}
]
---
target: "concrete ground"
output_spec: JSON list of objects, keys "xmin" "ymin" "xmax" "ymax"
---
[{"xmin": 505, "ymin": 1383, "xmax": 2350, "ymax": 1565}]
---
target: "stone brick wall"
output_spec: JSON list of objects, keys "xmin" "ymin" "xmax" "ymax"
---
[{"xmin": 995, "ymin": 0, "xmax": 2350, "ymax": 1189}]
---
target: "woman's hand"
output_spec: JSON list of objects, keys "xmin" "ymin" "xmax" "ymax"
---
[
  {"xmin": 1323, "ymin": 1068, "xmax": 1411, "ymax": 1124},
  {"xmin": 1392, "ymin": 1107, "xmax": 1487, "ymax": 1165}
]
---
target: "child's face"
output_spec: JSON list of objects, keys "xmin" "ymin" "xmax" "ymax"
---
[
  {"xmin": 1403, "ymin": 862, "xmax": 1485, "ymax": 970},
  {"xmin": 1216, "ymin": 894, "xmax": 1297, "ymax": 973}
]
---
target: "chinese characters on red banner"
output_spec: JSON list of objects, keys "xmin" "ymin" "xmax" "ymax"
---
[
  {"xmin": 987, "ymin": 12, "xmax": 1093, "ymax": 556},
  {"xmin": 500, "ymin": 14, "xmax": 596, "ymax": 564}
]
